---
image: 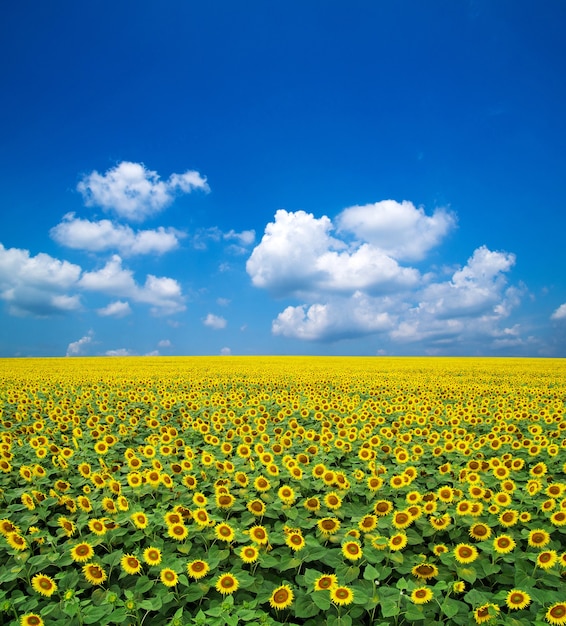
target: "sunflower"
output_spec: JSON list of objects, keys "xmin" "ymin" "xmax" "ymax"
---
[
  {"xmin": 82, "ymin": 563, "xmax": 107, "ymax": 585},
  {"xmin": 528, "ymin": 529, "xmax": 551, "ymax": 548},
  {"xmin": 31, "ymin": 573, "xmax": 57, "ymax": 597},
  {"xmin": 499, "ymin": 509, "xmax": 519, "ymax": 527},
  {"xmin": 239, "ymin": 545, "xmax": 260, "ymax": 564},
  {"xmin": 324, "ymin": 492, "xmax": 342, "ymax": 510},
  {"xmin": 304, "ymin": 497, "xmax": 321, "ymax": 512},
  {"xmin": 249, "ymin": 525, "xmax": 269, "ymax": 545},
  {"xmin": 469, "ymin": 523, "xmax": 492, "ymax": 541},
  {"xmin": 411, "ymin": 587, "xmax": 433, "ymax": 604},
  {"xmin": 58, "ymin": 516, "xmax": 76, "ymax": 537},
  {"xmin": 247, "ymin": 499, "xmax": 266, "ymax": 516},
  {"xmin": 269, "ymin": 585, "xmax": 294, "ymax": 610},
  {"xmin": 546, "ymin": 602, "xmax": 566, "ymax": 625},
  {"xmin": 143, "ymin": 546, "xmax": 162, "ymax": 566},
  {"xmin": 317, "ymin": 517, "xmax": 341, "ymax": 537},
  {"xmin": 473, "ymin": 603, "xmax": 500, "ymax": 624},
  {"xmin": 433, "ymin": 543, "xmax": 449, "ymax": 556},
  {"xmin": 330, "ymin": 586, "xmax": 354, "ymax": 606},
  {"xmin": 215, "ymin": 523, "xmax": 235, "ymax": 543},
  {"xmin": 429, "ymin": 514, "xmax": 451, "ymax": 531},
  {"xmin": 193, "ymin": 508, "xmax": 211, "ymax": 527},
  {"xmin": 374, "ymin": 500, "xmax": 393, "ymax": 516},
  {"xmin": 187, "ymin": 559, "xmax": 210, "ymax": 579},
  {"xmin": 254, "ymin": 476, "xmax": 271, "ymax": 492},
  {"xmin": 358, "ymin": 514, "xmax": 378, "ymax": 533},
  {"xmin": 537, "ymin": 550, "xmax": 558, "ymax": 570},
  {"xmin": 278, "ymin": 486, "xmax": 296, "ymax": 505},
  {"xmin": 164, "ymin": 511, "xmax": 183, "ymax": 526},
  {"xmin": 160, "ymin": 568, "xmax": 179, "ymax": 587},
  {"xmin": 411, "ymin": 563, "xmax": 438, "ymax": 580},
  {"xmin": 493, "ymin": 534, "xmax": 516, "ymax": 554},
  {"xmin": 505, "ymin": 589, "xmax": 531, "ymax": 610},
  {"xmin": 453, "ymin": 581, "xmax": 466, "ymax": 593},
  {"xmin": 389, "ymin": 532, "xmax": 408, "ymax": 551},
  {"xmin": 550, "ymin": 511, "xmax": 566, "ymax": 527},
  {"xmin": 285, "ymin": 531, "xmax": 305, "ymax": 552},
  {"xmin": 121, "ymin": 554, "xmax": 142, "ymax": 575},
  {"xmin": 20, "ymin": 614, "xmax": 44, "ymax": 626},
  {"xmin": 392, "ymin": 510, "xmax": 413, "ymax": 530},
  {"xmin": 454, "ymin": 543, "xmax": 479, "ymax": 564},
  {"xmin": 70, "ymin": 542, "xmax": 94, "ymax": 563},
  {"xmin": 341, "ymin": 541, "xmax": 363, "ymax": 561},
  {"xmin": 314, "ymin": 574, "xmax": 338, "ymax": 591},
  {"xmin": 215, "ymin": 573, "xmax": 239, "ymax": 595},
  {"xmin": 6, "ymin": 532, "xmax": 27, "ymax": 551}
]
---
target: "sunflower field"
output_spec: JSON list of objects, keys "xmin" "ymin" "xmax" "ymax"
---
[{"xmin": 1, "ymin": 356, "xmax": 566, "ymax": 626}]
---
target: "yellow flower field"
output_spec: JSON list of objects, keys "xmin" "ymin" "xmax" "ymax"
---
[{"xmin": 1, "ymin": 356, "xmax": 565, "ymax": 626}]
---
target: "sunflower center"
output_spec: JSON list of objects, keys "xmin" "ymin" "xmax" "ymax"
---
[
  {"xmin": 510, "ymin": 593, "xmax": 524, "ymax": 604},
  {"xmin": 274, "ymin": 590, "xmax": 290, "ymax": 602},
  {"xmin": 550, "ymin": 606, "xmax": 566, "ymax": 618}
]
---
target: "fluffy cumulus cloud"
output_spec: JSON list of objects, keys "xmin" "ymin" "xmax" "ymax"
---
[
  {"xmin": 97, "ymin": 300, "xmax": 131, "ymax": 318},
  {"xmin": 203, "ymin": 313, "xmax": 227, "ymax": 329},
  {"xmin": 249, "ymin": 202, "xmax": 524, "ymax": 350},
  {"xmin": 77, "ymin": 161, "xmax": 209, "ymax": 221},
  {"xmin": 0, "ymin": 243, "xmax": 82, "ymax": 316},
  {"xmin": 66, "ymin": 331, "xmax": 94, "ymax": 356},
  {"xmin": 50, "ymin": 214, "xmax": 183, "ymax": 256},
  {"xmin": 79, "ymin": 255, "xmax": 185, "ymax": 315},
  {"xmin": 336, "ymin": 200, "xmax": 456, "ymax": 261},
  {"xmin": 551, "ymin": 303, "xmax": 566, "ymax": 321}
]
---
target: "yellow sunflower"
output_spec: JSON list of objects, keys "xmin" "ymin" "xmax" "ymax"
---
[
  {"xmin": 20, "ymin": 614, "xmax": 44, "ymax": 626},
  {"xmin": 187, "ymin": 559, "xmax": 210, "ymax": 579},
  {"xmin": 247, "ymin": 499, "xmax": 266, "ymax": 516},
  {"xmin": 160, "ymin": 568, "xmax": 179, "ymax": 587},
  {"xmin": 269, "ymin": 585, "xmax": 294, "ymax": 610},
  {"xmin": 469, "ymin": 523, "xmax": 492, "ymax": 541},
  {"xmin": 314, "ymin": 574, "xmax": 338, "ymax": 591},
  {"xmin": 143, "ymin": 546, "xmax": 162, "ymax": 566},
  {"xmin": 215, "ymin": 523, "xmax": 235, "ymax": 543},
  {"xmin": 31, "ymin": 573, "xmax": 57, "ymax": 597},
  {"xmin": 528, "ymin": 529, "xmax": 551, "ymax": 548},
  {"xmin": 317, "ymin": 517, "xmax": 341, "ymax": 537},
  {"xmin": 239, "ymin": 545, "xmax": 260, "ymax": 564},
  {"xmin": 411, "ymin": 587, "xmax": 433, "ymax": 604},
  {"xmin": 493, "ymin": 534, "xmax": 516, "ymax": 554},
  {"xmin": 82, "ymin": 563, "xmax": 107, "ymax": 585},
  {"xmin": 411, "ymin": 563, "xmax": 438, "ymax": 580},
  {"xmin": 249, "ymin": 525, "xmax": 269, "ymax": 545},
  {"xmin": 388, "ymin": 532, "xmax": 408, "ymax": 551},
  {"xmin": 341, "ymin": 541, "xmax": 363, "ymax": 561},
  {"xmin": 473, "ymin": 603, "xmax": 499, "ymax": 624},
  {"xmin": 505, "ymin": 589, "xmax": 531, "ymax": 610},
  {"xmin": 70, "ymin": 542, "xmax": 94, "ymax": 563},
  {"xmin": 454, "ymin": 543, "xmax": 479, "ymax": 564},
  {"xmin": 546, "ymin": 602, "xmax": 566, "ymax": 625},
  {"xmin": 121, "ymin": 554, "xmax": 142, "ymax": 575},
  {"xmin": 215, "ymin": 573, "xmax": 239, "ymax": 595},
  {"xmin": 330, "ymin": 586, "xmax": 354, "ymax": 606},
  {"xmin": 537, "ymin": 550, "xmax": 558, "ymax": 570},
  {"xmin": 285, "ymin": 531, "xmax": 305, "ymax": 552}
]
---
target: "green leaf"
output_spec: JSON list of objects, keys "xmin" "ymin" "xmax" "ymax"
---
[
  {"xmin": 312, "ymin": 592, "xmax": 331, "ymax": 611},
  {"xmin": 293, "ymin": 592, "xmax": 321, "ymax": 618},
  {"xmin": 134, "ymin": 575, "xmax": 155, "ymax": 594},
  {"xmin": 457, "ymin": 567, "xmax": 477, "ymax": 583},
  {"xmin": 82, "ymin": 604, "xmax": 113, "ymax": 624},
  {"xmin": 363, "ymin": 564, "xmax": 380, "ymax": 581},
  {"xmin": 441, "ymin": 598, "xmax": 465, "ymax": 619}
]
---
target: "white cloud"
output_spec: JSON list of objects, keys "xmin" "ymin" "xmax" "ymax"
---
[
  {"xmin": 0, "ymin": 243, "xmax": 82, "ymax": 316},
  {"xmin": 97, "ymin": 300, "xmax": 131, "ymax": 318},
  {"xmin": 79, "ymin": 255, "xmax": 185, "ymax": 315},
  {"xmin": 220, "ymin": 347, "xmax": 232, "ymax": 355},
  {"xmin": 272, "ymin": 292, "xmax": 395, "ymax": 341},
  {"xmin": 158, "ymin": 339, "xmax": 171, "ymax": 348},
  {"xmin": 203, "ymin": 313, "xmax": 227, "ymax": 329},
  {"xmin": 105, "ymin": 348, "xmax": 133, "ymax": 356},
  {"xmin": 51, "ymin": 213, "xmax": 182, "ymax": 255},
  {"xmin": 248, "ymin": 204, "xmax": 523, "ymax": 351},
  {"xmin": 77, "ymin": 161, "xmax": 209, "ymax": 221},
  {"xmin": 246, "ymin": 209, "xmax": 419, "ymax": 298},
  {"xmin": 551, "ymin": 303, "xmax": 566, "ymax": 320},
  {"xmin": 217, "ymin": 297, "xmax": 230, "ymax": 306},
  {"xmin": 66, "ymin": 331, "xmax": 93, "ymax": 356},
  {"xmin": 336, "ymin": 200, "xmax": 456, "ymax": 261}
]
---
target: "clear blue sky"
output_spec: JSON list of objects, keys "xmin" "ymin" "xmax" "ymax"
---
[{"xmin": 1, "ymin": 1, "xmax": 565, "ymax": 357}]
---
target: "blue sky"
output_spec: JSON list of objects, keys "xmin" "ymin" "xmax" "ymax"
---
[{"xmin": 1, "ymin": 1, "xmax": 565, "ymax": 357}]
